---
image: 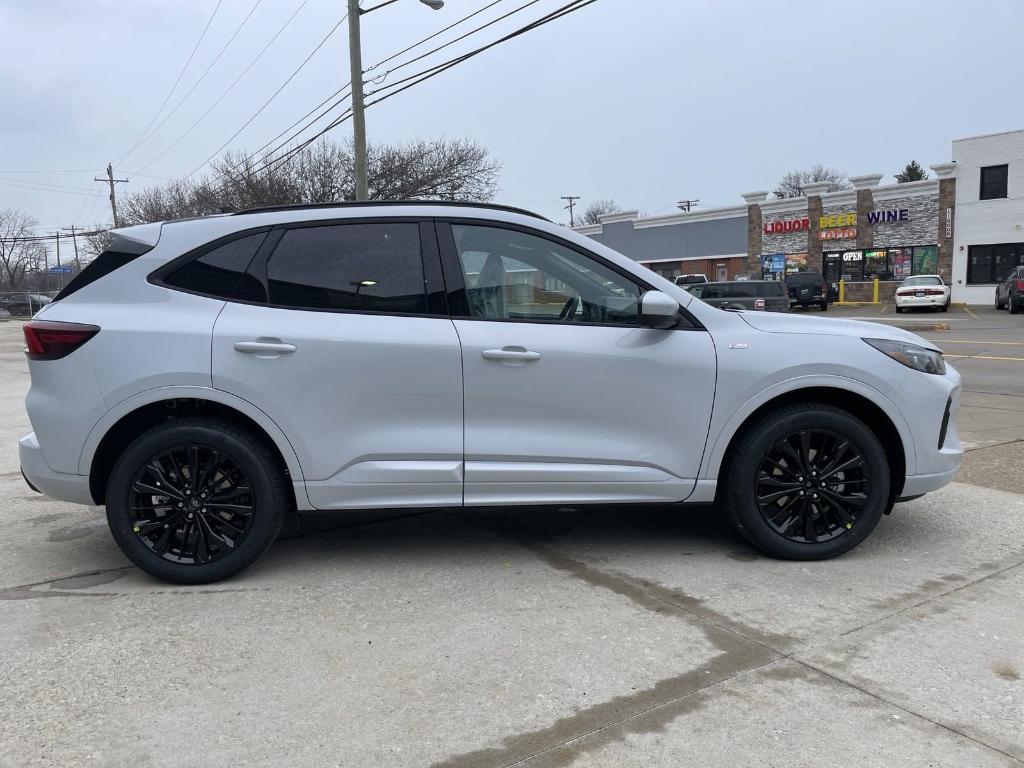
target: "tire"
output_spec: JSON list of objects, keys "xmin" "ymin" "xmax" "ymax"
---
[
  {"xmin": 819, "ymin": 301, "xmax": 828, "ymax": 312},
  {"xmin": 995, "ymin": 292, "xmax": 1005, "ymax": 310},
  {"xmin": 940, "ymin": 301, "xmax": 949, "ymax": 313},
  {"xmin": 895, "ymin": 306, "xmax": 903, "ymax": 313},
  {"xmin": 723, "ymin": 403, "xmax": 890, "ymax": 561},
  {"xmin": 105, "ymin": 417, "xmax": 288, "ymax": 584},
  {"xmin": 1011, "ymin": 296, "xmax": 1022, "ymax": 315}
]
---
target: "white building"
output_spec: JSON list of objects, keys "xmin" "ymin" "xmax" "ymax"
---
[{"xmin": 950, "ymin": 129, "xmax": 1024, "ymax": 305}]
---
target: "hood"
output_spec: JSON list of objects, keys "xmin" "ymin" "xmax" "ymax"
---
[{"xmin": 739, "ymin": 311, "xmax": 938, "ymax": 349}]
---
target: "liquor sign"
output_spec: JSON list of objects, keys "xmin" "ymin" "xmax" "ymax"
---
[
  {"xmin": 820, "ymin": 227, "xmax": 857, "ymax": 241},
  {"xmin": 945, "ymin": 208, "xmax": 952, "ymax": 238},
  {"xmin": 764, "ymin": 217, "xmax": 809, "ymax": 235}
]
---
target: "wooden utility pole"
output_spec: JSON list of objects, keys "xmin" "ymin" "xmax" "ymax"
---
[
  {"xmin": 561, "ymin": 195, "xmax": 580, "ymax": 227},
  {"xmin": 61, "ymin": 225, "xmax": 81, "ymax": 270},
  {"xmin": 54, "ymin": 230, "xmax": 62, "ymax": 291},
  {"xmin": 95, "ymin": 163, "xmax": 128, "ymax": 228}
]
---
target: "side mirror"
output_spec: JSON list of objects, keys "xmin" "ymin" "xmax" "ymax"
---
[{"xmin": 639, "ymin": 290, "xmax": 680, "ymax": 329}]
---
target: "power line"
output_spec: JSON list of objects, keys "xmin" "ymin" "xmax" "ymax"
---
[
  {"xmin": 189, "ymin": 0, "xmax": 511, "ymax": 185},
  {"xmin": 0, "ymin": 178, "xmax": 96, "ymax": 197},
  {"xmin": 121, "ymin": 0, "xmax": 265, "ymax": 164},
  {"xmin": 257, "ymin": 0, "xmax": 600, "ymax": 178},
  {"xmin": 561, "ymin": 195, "xmax": 580, "ymax": 226},
  {"xmin": 181, "ymin": 13, "xmax": 348, "ymax": 180},
  {"xmin": 129, "ymin": 0, "xmax": 313, "ymax": 175},
  {"xmin": 116, "ymin": 0, "xmax": 225, "ymax": 165},
  {"xmin": 365, "ymin": 0, "xmax": 543, "ymax": 84}
]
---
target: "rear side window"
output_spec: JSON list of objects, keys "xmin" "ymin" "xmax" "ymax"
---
[
  {"xmin": 163, "ymin": 232, "xmax": 267, "ymax": 300},
  {"xmin": 787, "ymin": 272, "xmax": 823, "ymax": 285},
  {"xmin": 53, "ymin": 234, "xmax": 155, "ymax": 301},
  {"xmin": 266, "ymin": 223, "xmax": 426, "ymax": 314}
]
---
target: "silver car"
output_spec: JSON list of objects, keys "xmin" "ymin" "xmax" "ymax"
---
[{"xmin": 19, "ymin": 202, "xmax": 962, "ymax": 582}]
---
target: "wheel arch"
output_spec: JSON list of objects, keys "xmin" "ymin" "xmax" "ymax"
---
[
  {"xmin": 704, "ymin": 378, "xmax": 913, "ymax": 499},
  {"xmin": 82, "ymin": 387, "xmax": 309, "ymax": 508}
]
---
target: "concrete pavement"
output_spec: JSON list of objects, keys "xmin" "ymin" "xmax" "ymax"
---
[{"xmin": 1, "ymin": 318, "xmax": 1022, "ymax": 767}]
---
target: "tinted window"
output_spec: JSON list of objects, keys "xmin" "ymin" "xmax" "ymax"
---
[
  {"xmin": 451, "ymin": 224, "xmax": 641, "ymax": 324},
  {"xmin": 164, "ymin": 232, "xmax": 267, "ymax": 300},
  {"xmin": 267, "ymin": 223, "xmax": 426, "ymax": 313},
  {"xmin": 980, "ymin": 164, "xmax": 1008, "ymax": 200},
  {"xmin": 786, "ymin": 272, "xmax": 823, "ymax": 285}
]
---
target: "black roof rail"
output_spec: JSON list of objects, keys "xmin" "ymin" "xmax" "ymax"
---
[{"xmin": 229, "ymin": 200, "xmax": 550, "ymax": 221}]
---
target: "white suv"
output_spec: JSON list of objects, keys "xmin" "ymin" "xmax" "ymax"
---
[{"xmin": 19, "ymin": 202, "xmax": 963, "ymax": 583}]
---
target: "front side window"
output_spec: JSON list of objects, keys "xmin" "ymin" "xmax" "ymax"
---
[
  {"xmin": 980, "ymin": 164, "xmax": 1008, "ymax": 200},
  {"xmin": 450, "ymin": 224, "xmax": 640, "ymax": 324},
  {"xmin": 163, "ymin": 232, "xmax": 267, "ymax": 300},
  {"xmin": 266, "ymin": 223, "xmax": 426, "ymax": 313}
]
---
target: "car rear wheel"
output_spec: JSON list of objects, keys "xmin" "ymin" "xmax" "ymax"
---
[
  {"xmin": 819, "ymin": 301, "xmax": 828, "ymax": 311},
  {"xmin": 895, "ymin": 306, "xmax": 903, "ymax": 313},
  {"xmin": 724, "ymin": 403, "xmax": 890, "ymax": 560},
  {"xmin": 1011, "ymin": 296, "xmax": 1022, "ymax": 315},
  {"xmin": 106, "ymin": 417, "xmax": 288, "ymax": 584}
]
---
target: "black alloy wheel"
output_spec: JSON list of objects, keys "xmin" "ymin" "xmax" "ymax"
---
[
  {"xmin": 724, "ymin": 403, "xmax": 890, "ymax": 560},
  {"xmin": 127, "ymin": 445, "xmax": 255, "ymax": 565},
  {"xmin": 754, "ymin": 429, "xmax": 868, "ymax": 544},
  {"xmin": 106, "ymin": 417, "xmax": 288, "ymax": 583}
]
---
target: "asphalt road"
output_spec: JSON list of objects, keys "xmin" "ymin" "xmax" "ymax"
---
[{"xmin": 1, "ymin": 314, "xmax": 1022, "ymax": 768}]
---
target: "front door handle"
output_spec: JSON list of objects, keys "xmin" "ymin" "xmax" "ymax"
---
[
  {"xmin": 481, "ymin": 346, "xmax": 541, "ymax": 362},
  {"xmin": 234, "ymin": 340, "xmax": 297, "ymax": 355}
]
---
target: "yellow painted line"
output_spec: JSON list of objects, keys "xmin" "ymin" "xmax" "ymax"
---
[
  {"xmin": 961, "ymin": 306, "xmax": 979, "ymax": 320},
  {"xmin": 937, "ymin": 339, "xmax": 1024, "ymax": 346},
  {"xmin": 944, "ymin": 354, "xmax": 1024, "ymax": 362},
  {"xmin": 879, "ymin": 304, "xmax": 888, "ymax": 313}
]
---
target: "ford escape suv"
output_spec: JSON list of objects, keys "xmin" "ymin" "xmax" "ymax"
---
[{"xmin": 20, "ymin": 202, "xmax": 963, "ymax": 583}]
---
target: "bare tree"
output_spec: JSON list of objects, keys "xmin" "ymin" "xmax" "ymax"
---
[
  {"xmin": 578, "ymin": 199, "xmax": 622, "ymax": 226},
  {"xmin": 0, "ymin": 209, "xmax": 47, "ymax": 290},
  {"xmin": 120, "ymin": 137, "xmax": 501, "ymax": 225},
  {"xmin": 772, "ymin": 165, "xmax": 851, "ymax": 198}
]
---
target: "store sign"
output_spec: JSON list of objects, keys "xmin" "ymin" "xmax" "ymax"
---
[
  {"xmin": 764, "ymin": 217, "xmax": 809, "ymax": 234},
  {"xmin": 819, "ymin": 212, "xmax": 856, "ymax": 229},
  {"xmin": 945, "ymin": 207, "xmax": 952, "ymax": 238},
  {"xmin": 820, "ymin": 227, "xmax": 857, "ymax": 240},
  {"xmin": 867, "ymin": 208, "xmax": 910, "ymax": 224},
  {"xmin": 842, "ymin": 251, "xmax": 862, "ymax": 261}
]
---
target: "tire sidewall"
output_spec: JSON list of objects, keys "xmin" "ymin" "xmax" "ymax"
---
[
  {"xmin": 728, "ymin": 407, "xmax": 890, "ymax": 560},
  {"xmin": 106, "ymin": 421, "xmax": 283, "ymax": 584}
]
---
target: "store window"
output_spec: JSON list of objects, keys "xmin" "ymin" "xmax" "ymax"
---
[
  {"xmin": 890, "ymin": 248, "xmax": 913, "ymax": 280},
  {"xmin": 785, "ymin": 253, "xmax": 808, "ymax": 274},
  {"xmin": 912, "ymin": 245, "xmax": 938, "ymax": 276},
  {"xmin": 980, "ymin": 164, "xmax": 1008, "ymax": 200},
  {"xmin": 839, "ymin": 251, "xmax": 864, "ymax": 281},
  {"xmin": 863, "ymin": 249, "xmax": 891, "ymax": 280},
  {"xmin": 967, "ymin": 243, "xmax": 1024, "ymax": 284}
]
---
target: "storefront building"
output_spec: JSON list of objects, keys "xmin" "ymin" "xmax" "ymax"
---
[{"xmin": 575, "ymin": 130, "xmax": 1021, "ymax": 303}]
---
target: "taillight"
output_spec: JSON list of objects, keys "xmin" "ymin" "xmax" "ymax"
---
[
  {"xmin": 754, "ymin": 298, "xmax": 766, "ymax": 310},
  {"xmin": 925, "ymin": 289, "xmax": 945, "ymax": 295},
  {"xmin": 23, "ymin": 321, "xmax": 99, "ymax": 360},
  {"xmin": 1016, "ymin": 279, "xmax": 1024, "ymax": 291}
]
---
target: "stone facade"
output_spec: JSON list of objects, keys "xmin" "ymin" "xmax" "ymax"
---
[
  {"xmin": 760, "ymin": 204, "xmax": 811, "ymax": 254},
  {"xmin": 856, "ymin": 190, "xmax": 873, "ymax": 249},
  {"xmin": 818, "ymin": 200, "xmax": 858, "ymax": 253},
  {"xmin": 871, "ymin": 193, "xmax": 940, "ymax": 249},
  {"xmin": 937, "ymin": 176, "xmax": 956, "ymax": 282},
  {"xmin": 745, "ymin": 203, "xmax": 763, "ymax": 276}
]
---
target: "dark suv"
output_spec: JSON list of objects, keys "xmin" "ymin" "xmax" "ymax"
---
[
  {"xmin": 688, "ymin": 280, "xmax": 789, "ymax": 312},
  {"xmin": 995, "ymin": 266, "xmax": 1024, "ymax": 314},
  {"xmin": 785, "ymin": 272, "xmax": 828, "ymax": 311}
]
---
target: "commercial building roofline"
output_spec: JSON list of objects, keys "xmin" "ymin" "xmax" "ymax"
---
[{"xmin": 952, "ymin": 127, "xmax": 1024, "ymax": 143}]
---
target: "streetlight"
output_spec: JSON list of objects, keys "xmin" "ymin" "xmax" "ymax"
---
[{"xmin": 348, "ymin": 0, "xmax": 444, "ymax": 201}]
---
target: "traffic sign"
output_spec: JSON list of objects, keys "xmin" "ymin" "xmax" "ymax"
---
[{"xmin": 49, "ymin": 265, "xmax": 73, "ymax": 274}]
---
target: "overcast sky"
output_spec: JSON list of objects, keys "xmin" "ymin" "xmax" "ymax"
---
[{"xmin": 3, "ymin": 0, "xmax": 1024, "ymax": 251}]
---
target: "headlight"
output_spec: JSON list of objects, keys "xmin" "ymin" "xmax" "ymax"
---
[{"xmin": 864, "ymin": 338, "xmax": 946, "ymax": 375}]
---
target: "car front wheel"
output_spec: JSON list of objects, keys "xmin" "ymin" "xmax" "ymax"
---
[
  {"xmin": 105, "ymin": 417, "xmax": 288, "ymax": 584},
  {"xmin": 724, "ymin": 403, "xmax": 890, "ymax": 560}
]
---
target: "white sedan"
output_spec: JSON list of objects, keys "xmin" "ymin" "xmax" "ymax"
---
[{"xmin": 895, "ymin": 275, "xmax": 950, "ymax": 313}]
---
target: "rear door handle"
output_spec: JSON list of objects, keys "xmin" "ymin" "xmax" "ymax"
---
[
  {"xmin": 234, "ymin": 340, "xmax": 297, "ymax": 355},
  {"xmin": 482, "ymin": 346, "xmax": 541, "ymax": 362}
]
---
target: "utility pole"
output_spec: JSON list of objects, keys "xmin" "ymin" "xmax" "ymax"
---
[
  {"xmin": 61, "ymin": 225, "xmax": 81, "ymax": 270},
  {"xmin": 54, "ymin": 230, "xmax": 62, "ymax": 292},
  {"xmin": 95, "ymin": 163, "xmax": 128, "ymax": 228},
  {"xmin": 677, "ymin": 198, "xmax": 700, "ymax": 213},
  {"xmin": 561, "ymin": 195, "xmax": 580, "ymax": 227},
  {"xmin": 347, "ymin": 0, "xmax": 368, "ymax": 201}
]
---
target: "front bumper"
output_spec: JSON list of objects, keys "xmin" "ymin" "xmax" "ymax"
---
[{"xmin": 19, "ymin": 431, "xmax": 94, "ymax": 506}]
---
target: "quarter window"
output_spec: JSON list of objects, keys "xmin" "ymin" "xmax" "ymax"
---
[
  {"xmin": 163, "ymin": 232, "xmax": 267, "ymax": 300},
  {"xmin": 266, "ymin": 223, "xmax": 426, "ymax": 313},
  {"xmin": 450, "ymin": 224, "xmax": 641, "ymax": 324},
  {"xmin": 980, "ymin": 164, "xmax": 1008, "ymax": 200}
]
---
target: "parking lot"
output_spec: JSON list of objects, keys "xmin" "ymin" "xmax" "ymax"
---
[{"xmin": 1, "ymin": 309, "xmax": 1022, "ymax": 768}]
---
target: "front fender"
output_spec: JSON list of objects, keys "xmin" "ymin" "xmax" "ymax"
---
[
  {"xmin": 698, "ymin": 374, "xmax": 917, "ymax": 482},
  {"xmin": 77, "ymin": 385, "xmax": 311, "ymax": 510}
]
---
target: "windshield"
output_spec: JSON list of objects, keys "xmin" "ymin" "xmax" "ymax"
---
[{"xmin": 902, "ymin": 276, "xmax": 942, "ymax": 287}]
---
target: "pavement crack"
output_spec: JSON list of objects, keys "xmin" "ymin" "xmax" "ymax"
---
[{"xmin": 793, "ymin": 659, "xmax": 1024, "ymax": 765}]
